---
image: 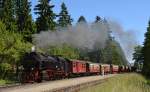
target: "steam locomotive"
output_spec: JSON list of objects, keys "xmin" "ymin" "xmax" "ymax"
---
[{"xmin": 20, "ymin": 51, "xmax": 131, "ymax": 83}]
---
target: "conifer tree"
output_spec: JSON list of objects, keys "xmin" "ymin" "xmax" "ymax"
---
[
  {"xmin": 1, "ymin": 0, "xmax": 16, "ymax": 31},
  {"xmin": 77, "ymin": 16, "xmax": 87, "ymax": 23},
  {"xmin": 16, "ymin": 0, "xmax": 34, "ymax": 41},
  {"xmin": 57, "ymin": 2, "xmax": 73, "ymax": 27},
  {"xmin": 133, "ymin": 45, "xmax": 143, "ymax": 71},
  {"xmin": 142, "ymin": 20, "xmax": 150, "ymax": 77},
  {"xmin": 95, "ymin": 16, "xmax": 102, "ymax": 23},
  {"xmin": 34, "ymin": 0, "xmax": 56, "ymax": 32},
  {"xmin": 0, "ymin": 0, "xmax": 4, "ymax": 18}
]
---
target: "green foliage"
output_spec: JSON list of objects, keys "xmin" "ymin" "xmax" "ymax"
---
[
  {"xmin": 0, "ymin": 21, "xmax": 32, "ymax": 79},
  {"xmin": 0, "ymin": 79, "xmax": 15, "ymax": 86},
  {"xmin": 86, "ymin": 50, "xmax": 102, "ymax": 63},
  {"xmin": 57, "ymin": 2, "xmax": 73, "ymax": 27},
  {"xmin": 34, "ymin": 0, "xmax": 56, "ymax": 32},
  {"xmin": 68, "ymin": 39, "xmax": 127, "ymax": 65},
  {"xmin": 0, "ymin": 63, "xmax": 11, "ymax": 79},
  {"xmin": 16, "ymin": 0, "xmax": 34, "ymax": 42},
  {"xmin": 0, "ymin": 0, "xmax": 4, "ymax": 16},
  {"xmin": 48, "ymin": 44, "xmax": 79, "ymax": 59},
  {"xmin": 0, "ymin": 0, "xmax": 16, "ymax": 32},
  {"xmin": 79, "ymin": 73, "xmax": 150, "ymax": 92},
  {"xmin": 0, "ymin": 63, "xmax": 11, "ymax": 73},
  {"xmin": 102, "ymin": 40, "xmax": 128, "ymax": 65},
  {"xmin": 133, "ymin": 45, "xmax": 143, "ymax": 71},
  {"xmin": 142, "ymin": 20, "xmax": 150, "ymax": 77},
  {"xmin": 133, "ymin": 45, "xmax": 143, "ymax": 62}
]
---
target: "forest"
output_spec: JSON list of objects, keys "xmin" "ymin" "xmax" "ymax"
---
[{"xmin": 0, "ymin": 0, "xmax": 150, "ymax": 82}]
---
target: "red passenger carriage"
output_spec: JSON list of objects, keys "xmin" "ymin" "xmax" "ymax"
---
[
  {"xmin": 89, "ymin": 63, "xmax": 100, "ymax": 74},
  {"xmin": 68, "ymin": 60, "xmax": 87, "ymax": 76},
  {"xmin": 111, "ymin": 65, "xmax": 119, "ymax": 74},
  {"xmin": 100, "ymin": 64, "xmax": 110, "ymax": 75}
]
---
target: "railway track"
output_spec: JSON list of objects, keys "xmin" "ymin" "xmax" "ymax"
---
[{"xmin": 0, "ymin": 74, "xmax": 117, "ymax": 92}]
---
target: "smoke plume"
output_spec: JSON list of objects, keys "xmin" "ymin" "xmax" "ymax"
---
[
  {"xmin": 108, "ymin": 20, "xmax": 139, "ymax": 63},
  {"xmin": 33, "ymin": 20, "xmax": 139, "ymax": 63},
  {"xmin": 33, "ymin": 22, "xmax": 109, "ymax": 50}
]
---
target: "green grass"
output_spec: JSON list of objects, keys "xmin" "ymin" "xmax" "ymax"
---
[
  {"xmin": 80, "ymin": 73, "xmax": 150, "ymax": 92},
  {"xmin": 0, "ymin": 79, "xmax": 15, "ymax": 86}
]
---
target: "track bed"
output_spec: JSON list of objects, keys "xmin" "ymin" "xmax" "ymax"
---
[{"xmin": 0, "ymin": 74, "xmax": 116, "ymax": 92}]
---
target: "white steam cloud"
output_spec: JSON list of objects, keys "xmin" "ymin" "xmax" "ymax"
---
[
  {"xmin": 33, "ymin": 20, "xmax": 139, "ymax": 63},
  {"xmin": 33, "ymin": 22, "xmax": 109, "ymax": 50},
  {"xmin": 108, "ymin": 20, "xmax": 139, "ymax": 63}
]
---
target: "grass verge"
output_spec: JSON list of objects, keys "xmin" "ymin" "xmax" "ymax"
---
[
  {"xmin": 79, "ymin": 73, "xmax": 150, "ymax": 92},
  {"xmin": 0, "ymin": 79, "xmax": 15, "ymax": 86}
]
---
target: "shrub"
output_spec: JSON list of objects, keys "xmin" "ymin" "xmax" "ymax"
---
[{"xmin": 0, "ymin": 21, "xmax": 32, "ymax": 79}]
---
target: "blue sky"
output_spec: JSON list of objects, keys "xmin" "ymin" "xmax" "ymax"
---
[{"xmin": 31, "ymin": 0, "xmax": 150, "ymax": 44}]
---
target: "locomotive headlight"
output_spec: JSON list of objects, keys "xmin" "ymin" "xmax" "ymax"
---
[
  {"xmin": 31, "ymin": 68, "xmax": 34, "ymax": 70},
  {"xmin": 31, "ymin": 46, "xmax": 36, "ymax": 52},
  {"xmin": 56, "ymin": 65, "xmax": 58, "ymax": 68},
  {"xmin": 56, "ymin": 65, "xmax": 61, "ymax": 70}
]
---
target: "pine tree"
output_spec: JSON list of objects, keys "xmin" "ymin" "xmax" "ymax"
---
[
  {"xmin": 57, "ymin": 2, "xmax": 73, "ymax": 28},
  {"xmin": 95, "ymin": 16, "xmax": 102, "ymax": 23},
  {"xmin": 0, "ymin": 0, "xmax": 3, "ymax": 8},
  {"xmin": 0, "ymin": 0, "xmax": 4, "ymax": 18},
  {"xmin": 133, "ymin": 45, "xmax": 143, "ymax": 63},
  {"xmin": 16, "ymin": 0, "xmax": 34, "ymax": 42},
  {"xmin": 133, "ymin": 45, "xmax": 143, "ymax": 71},
  {"xmin": 0, "ymin": 0, "xmax": 16, "ymax": 31},
  {"xmin": 142, "ymin": 20, "xmax": 150, "ymax": 77},
  {"xmin": 34, "ymin": 0, "xmax": 56, "ymax": 32},
  {"xmin": 16, "ymin": 0, "xmax": 24, "ymax": 32},
  {"xmin": 77, "ymin": 16, "xmax": 87, "ymax": 23}
]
